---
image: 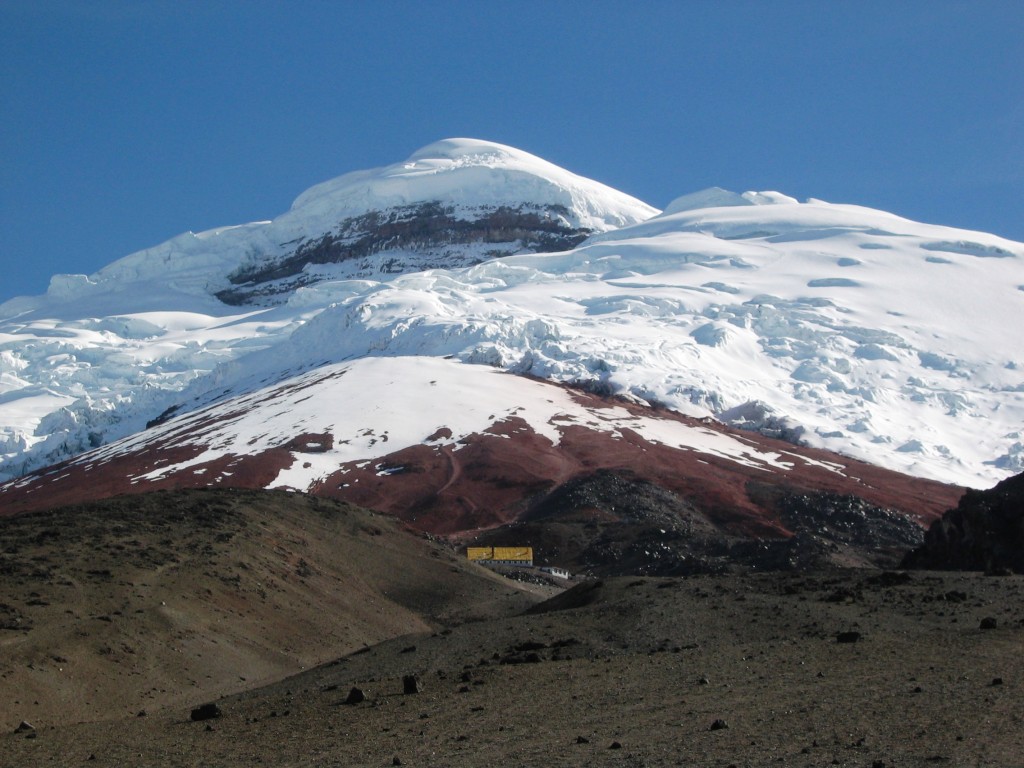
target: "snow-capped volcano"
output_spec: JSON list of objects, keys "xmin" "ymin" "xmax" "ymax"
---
[
  {"xmin": 0, "ymin": 139, "xmax": 1022, "ymax": 501},
  {"xmin": 288, "ymin": 137, "xmax": 656, "ymax": 230},
  {"xmin": 5, "ymin": 138, "xmax": 655, "ymax": 310}
]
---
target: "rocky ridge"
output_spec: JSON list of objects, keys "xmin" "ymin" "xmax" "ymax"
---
[
  {"xmin": 904, "ymin": 471, "xmax": 1024, "ymax": 573},
  {"xmin": 215, "ymin": 201, "xmax": 596, "ymax": 305}
]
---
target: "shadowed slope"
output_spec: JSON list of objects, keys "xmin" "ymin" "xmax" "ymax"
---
[{"xmin": 904, "ymin": 471, "xmax": 1024, "ymax": 572}]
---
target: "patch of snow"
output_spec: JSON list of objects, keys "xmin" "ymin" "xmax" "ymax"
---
[{"xmin": 72, "ymin": 357, "xmax": 833, "ymax": 491}]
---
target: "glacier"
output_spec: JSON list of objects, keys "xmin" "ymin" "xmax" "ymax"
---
[{"xmin": 1, "ymin": 138, "xmax": 1022, "ymax": 489}]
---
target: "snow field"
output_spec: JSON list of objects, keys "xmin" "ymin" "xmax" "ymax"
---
[
  {"xmin": 0, "ymin": 139, "xmax": 1022, "ymax": 488},
  {"xmin": 72, "ymin": 357, "xmax": 829, "ymax": 493}
]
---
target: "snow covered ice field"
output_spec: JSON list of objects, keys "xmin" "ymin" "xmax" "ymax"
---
[{"xmin": 1, "ymin": 139, "xmax": 1022, "ymax": 489}]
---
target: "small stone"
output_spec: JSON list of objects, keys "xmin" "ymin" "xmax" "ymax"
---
[
  {"xmin": 991, "ymin": 677, "xmax": 1003, "ymax": 686},
  {"xmin": 403, "ymin": 675, "xmax": 422, "ymax": 695},
  {"xmin": 190, "ymin": 703, "xmax": 221, "ymax": 722},
  {"xmin": 609, "ymin": 741, "xmax": 622, "ymax": 749},
  {"xmin": 136, "ymin": 709, "xmax": 147, "ymax": 717},
  {"xmin": 14, "ymin": 721, "xmax": 34, "ymax": 733},
  {"xmin": 575, "ymin": 735, "xmax": 590, "ymax": 744},
  {"xmin": 345, "ymin": 687, "xmax": 366, "ymax": 705},
  {"xmin": 698, "ymin": 676, "xmax": 710, "ymax": 685},
  {"xmin": 392, "ymin": 758, "xmax": 402, "ymax": 766},
  {"xmin": 836, "ymin": 631, "xmax": 861, "ymax": 643},
  {"xmin": 710, "ymin": 719, "xmax": 729, "ymax": 731},
  {"xmin": 979, "ymin": 617, "xmax": 998, "ymax": 630}
]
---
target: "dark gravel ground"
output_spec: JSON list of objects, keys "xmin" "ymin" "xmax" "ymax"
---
[{"xmin": 4, "ymin": 568, "xmax": 1022, "ymax": 768}]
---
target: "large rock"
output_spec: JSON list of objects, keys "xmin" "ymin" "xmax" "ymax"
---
[{"xmin": 902, "ymin": 472, "xmax": 1024, "ymax": 573}]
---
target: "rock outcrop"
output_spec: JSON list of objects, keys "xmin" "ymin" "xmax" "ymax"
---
[
  {"xmin": 215, "ymin": 201, "xmax": 595, "ymax": 305},
  {"xmin": 902, "ymin": 472, "xmax": 1024, "ymax": 572}
]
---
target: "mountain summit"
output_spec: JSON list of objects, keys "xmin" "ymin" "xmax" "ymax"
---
[
  {"xmin": 6, "ymin": 139, "xmax": 656, "ymax": 310},
  {"xmin": 1, "ymin": 139, "xmax": 1022, "ymax": 500}
]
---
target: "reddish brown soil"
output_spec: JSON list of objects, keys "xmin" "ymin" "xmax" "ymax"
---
[{"xmin": 0, "ymin": 387, "xmax": 963, "ymax": 554}]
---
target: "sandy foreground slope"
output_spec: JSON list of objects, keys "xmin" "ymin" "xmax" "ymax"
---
[
  {"xmin": 1, "ymin": 490, "xmax": 1022, "ymax": 767},
  {"xmin": 0, "ymin": 489, "xmax": 549, "ymax": 728}
]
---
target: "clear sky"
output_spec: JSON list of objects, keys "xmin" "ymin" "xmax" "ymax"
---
[{"xmin": 2, "ymin": 0, "xmax": 1022, "ymax": 302}]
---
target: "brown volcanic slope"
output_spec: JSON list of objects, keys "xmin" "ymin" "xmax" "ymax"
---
[
  {"xmin": 0, "ymin": 364, "xmax": 963, "ymax": 564},
  {"xmin": 316, "ymin": 406, "xmax": 961, "ymax": 539},
  {"xmin": 0, "ymin": 489, "xmax": 551, "ymax": 728}
]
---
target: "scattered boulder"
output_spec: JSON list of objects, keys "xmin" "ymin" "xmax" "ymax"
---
[
  {"xmin": 710, "ymin": 719, "xmax": 729, "ymax": 731},
  {"xmin": 344, "ymin": 687, "xmax": 366, "ymax": 705},
  {"xmin": 980, "ymin": 617, "xmax": 998, "ymax": 630},
  {"xmin": 498, "ymin": 651, "xmax": 543, "ymax": 665},
  {"xmin": 867, "ymin": 571, "xmax": 913, "ymax": 587},
  {"xmin": 836, "ymin": 631, "xmax": 862, "ymax": 644},
  {"xmin": 14, "ymin": 721, "xmax": 34, "ymax": 733},
  {"xmin": 190, "ymin": 703, "xmax": 222, "ymax": 722},
  {"xmin": 514, "ymin": 641, "xmax": 547, "ymax": 652},
  {"xmin": 403, "ymin": 675, "xmax": 422, "ymax": 695}
]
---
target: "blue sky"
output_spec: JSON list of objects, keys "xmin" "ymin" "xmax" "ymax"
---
[{"xmin": 2, "ymin": 0, "xmax": 1022, "ymax": 301}]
